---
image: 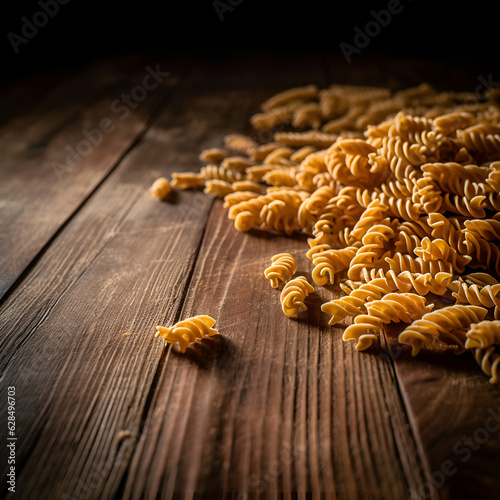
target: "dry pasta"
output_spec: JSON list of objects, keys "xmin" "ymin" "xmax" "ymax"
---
[
  {"xmin": 264, "ymin": 253, "xmax": 297, "ymax": 289},
  {"xmin": 156, "ymin": 316, "xmax": 218, "ymax": 353},
  {"xmin": 398, "ymin": 305, "xmax": 488, "ymax": 356},
  {"xmin": 280, "ymin": 276, "xmax": 315, "ymax": 316},
  {"xmin": 343, "ymin": 292, "xmax": 433, "ymax": 351},
  {"xmin": 158, "ymin": 81, "xmax": 500, "ymax": 383},
  {"xmin": 149, "ymin": 177, "xmax": 171, "ymax": 199},
  {"xmin": 465, "ymin": 320, "xmax": 500, "ymax": 349}
]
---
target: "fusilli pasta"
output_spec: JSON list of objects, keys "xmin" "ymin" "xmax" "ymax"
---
[
  {"xmin": 264, "ymin": 253, "xmax": 297, "ymax": 289},
  {"xmin": 156, "ymin": 316, "xmax": 218, "ymax": 353},
  {"xmin": 280, "ymin": 276, "xmax": 315, "ymax": 316},
  {"xmin": 162, "ymin": 80, "xmax": 500, "ymax": 383}
]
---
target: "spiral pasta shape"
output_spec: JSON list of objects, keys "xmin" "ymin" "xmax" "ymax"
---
[
  {"xmin": 322, "ymin": 271, "xmax": 451, "ymax": 325},
  {"xmin": 355, "ymin": 188, "xmax": 422, "ymax": 221},
  {"xmin": 414, "ymin": 237, "xmax": 472, "ymax": 273},
  {"xmin": 472, "ymin": 347, "xmax": 500, "ymax": 384},
  {"xmin": 384, "ymin": 252, "xmax": 454, "ymax": 277},
  {"xmin": 298, "ymin": 185, "xmax": 338, "ymax": 234},
  {"xmin": 263, "ymin": 146, "xmax": 295, "ymax": 165},
  {"xmin": 171, "ymin": 172, "xmax": 206, "ymax": 189},
  {"xmin": 229, "ymin": 189, "xmax": 306, "ymax": 233},
  {"xmin": 465, "ymin": 218, "xmax": 500, "ymax": 241},
  {"xmin": 348, "ymin": 221, "xmax": 397, "ymax": 280},
  {"xmin": 349, "ymin": 199, "xmax": 388, "ymax": 241},
  {"xmin": 427, "ymin": 213, "xmax": 467, "ymax": 253},
  {"xmin": 156, "ymin": 316, "xmax": 218, "ymax": 353},
  {"xmin": 378, "ymin": 137, "xmax": 428, "ymax": 181},
  {"xmin": 264, "ymin": 253, "xmax": 297, "ymax": 289},
  {"xmin": 221, "ymin": 156, "xmax": 254, "ymax": 172},
  {"xmin": 199, "ymin": 147, "xmax": 229, "ymax": 164},
  {"xmin": 453, "ymin": 281, "xmax": 500, "ymax": 310},
  {"xmin": 260, "ymin": 84, "xmax": 318, "ymax": 112},
  {"xmin": 465, "ymin": 320, "xmax": 500, "ymax": 349},
  {"xmin": 343, "ymin": 293, "xmax": 433, "ymax": 351},
  {"xmin": 412, "ymin": 176, "xmax": 443, "ymax": 214},
  {"xmin": 280, "ymin": 276, "xmax": 315, "ymax": 316},
  {"xmin": 204, "ymin": 179, "xmax": 234, "ymax": 198},
  {"xmin": 440, "ymin": 193, "xmax": 487, "ymax": 218},
  {"xmin": 201, "ymin": 164, "xmax": 244, "ymax": 182},
  {"xmin": 378, "ymin": 178, "xmax": 414, "ymax": 199},
  {"xmin": 463, "ymin": 231, "xmax": 500, "ymax": 276},
  {"xmin": 260, "ymin": 199, "xmax": 300, "ymax": 235},
  {"xmin": 149, "ymin": 177, "xmax": 171, "ymax": 199},
  {"xmin": 398, "ymin": 305, "xmax": 488, "ymax": 356},
  {"xmin": 312, "ymin": 244, "xmax": 361, "ymax": 285},
  {"xmin": 457, "ymin": 125, "xmax": 500, "ymax": 161},
  {"xmin": 223, "ymin": 133, "xmax": 258, "ymax": 156}
]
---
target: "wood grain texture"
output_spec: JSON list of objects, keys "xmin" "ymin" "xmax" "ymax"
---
[
  {"xmin": 0, "ymin": 55, "xmax": 178, "ymax": 300},
  {"xmin": 0, "ymin": 55, "xmax": 289, "ymax": 499},
  {"xmin": 384, "ymin": 321, "xmax": 500, "ymax": 500},
  {"xmin": 122, "ymin": 199, "xmax": 426, "ymax": 499},
  {"xmin": 323, "ymin": 53, "xmax": 500, "ymax": 500},
  {"xmin": 4, "ymin": 52, "xmax": 499, "ymax": 500}
]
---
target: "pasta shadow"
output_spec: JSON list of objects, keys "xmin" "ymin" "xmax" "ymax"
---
[{"xmin": 181, "ymin": 335, "xmax": 233, "ymax": 369}]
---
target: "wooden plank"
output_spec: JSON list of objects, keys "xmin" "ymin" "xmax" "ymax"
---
[
  {"xmin": 0, "ymin": 55, "xmax": 178, "ymax": 300},
  {"xmin": 121, "ymin": 200, "xmax": 426, "ymax": 498},
  {"xmin": 384, "ymin": 323, "xmax": 500, "ymax": 500},
  {"xmin": 0, "ymin": 56, "xmax": 282, "ymax": 499},
  {"xmin": 0, "ymin": 53, "xmax": 431, "ymax": 499},
  {"xmin": 322, "ymin": 53, "xmax": 500, "ymax": 499},
  {"xmin": 116, "ymin": 53, "xmax": 425, "ymax": 497}
]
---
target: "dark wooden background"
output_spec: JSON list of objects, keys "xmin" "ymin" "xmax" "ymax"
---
[
  {"xmin": 1, "ymin": 1, "xmax": 500, "ymax": 498},
  {"xmin": 1, "ymin": 50, "xmax": 500, "ymax": 499}
]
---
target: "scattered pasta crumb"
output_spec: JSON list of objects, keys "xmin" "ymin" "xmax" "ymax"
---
[{"xmin": 117, "ymin": 430, "xmax": 132, "ymax": 441}]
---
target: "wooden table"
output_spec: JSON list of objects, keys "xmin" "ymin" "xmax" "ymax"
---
[{"xmin": 1, "ymin": 51, "xmax": 499, "ymax": 500}]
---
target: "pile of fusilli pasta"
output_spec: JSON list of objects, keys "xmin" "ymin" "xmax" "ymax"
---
[{"xmin": 164, "ymin": 82, "xmax": 500, "ymax": 383}]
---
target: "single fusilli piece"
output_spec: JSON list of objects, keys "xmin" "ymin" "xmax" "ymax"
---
[
  {"xmin": 264, "ymin": 253, "xmax": 297, "ymax": 289},
  {"xmin": 452, "ymin": 281, "xmax": 500, "ymax": 310},
  {"xmin": 472, "ymin": 347, "xmax": 500, "ymax": 384},
  {"xmin": 398, "ymin": 305, "xmax": 488, "ymax": 356},
  {"xmin": 223, "ymin": 133, "xmax": 258, "ymax": 156},
  {"xmin": 321, "ymin": 271, "xmax": 452, "ymax": 325},
  {"xmin": 280, "ymin": 276, "xmax": 315, "ymax": 316},
  {"xmin": 465, "ymin": 320, "xmax": 500, "ymax": 349},
  {"xmin": 171, "ymin": 172, "xmax": 205, "ymax": 189},
  {"xmin": 149, "ymin": 177, "xmax": 171, "ymax": 199},
  {"xmin": 155, "ymin": 316, "xmax": 218, "ymax": 353},
  {"xmin": 312, "ymin": 243, "xmax": 361, "ymax": 285},
  {"xmin": 414, "ymin": 237, "xmax": 472, "ymax": 274},
  {"xmin": 343, "ymin": 293, "xmax": 433, "ymax": 351}
]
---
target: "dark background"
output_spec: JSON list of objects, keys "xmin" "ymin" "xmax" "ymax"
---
[{"xmin": 0, "ymin": 0, "xmax": 498, "ymax": 84}]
